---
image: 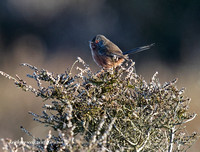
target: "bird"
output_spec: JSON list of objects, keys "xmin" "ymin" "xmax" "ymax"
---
[{"xmin": 89, "ymin": 34, "xmax": 154, "ymax": 69}]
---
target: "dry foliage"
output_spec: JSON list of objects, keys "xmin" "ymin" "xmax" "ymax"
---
[{"xmin": 0, "ymin": 57, "xmax": 198, "ymax": 152}]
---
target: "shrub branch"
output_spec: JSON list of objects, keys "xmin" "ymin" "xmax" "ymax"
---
[{"xmin": 0, "ymin": 57, "xmax": 199, "ymax": 152}]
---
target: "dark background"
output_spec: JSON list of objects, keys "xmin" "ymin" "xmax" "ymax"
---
[{"xmin": 0, "ymin": 0, "xmax": 200, "ymax": 151}]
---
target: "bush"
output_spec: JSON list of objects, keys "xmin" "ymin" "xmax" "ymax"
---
[{"xmin": 0, "ymin": 57, "xmax": 198, "ymax": 152}]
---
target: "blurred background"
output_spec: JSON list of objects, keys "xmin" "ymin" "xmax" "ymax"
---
[{"xmin": 0, "ymin": 0, "xmax": 200, "ymax": 151}]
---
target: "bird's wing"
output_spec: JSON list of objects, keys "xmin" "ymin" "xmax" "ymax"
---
[
  {"xmin": 98, "ymin": 47, "xmax": 126, "ymax": 59},
  {"xmin": 99, "ymin": 42, "xmax": 127, "ymax": 59}
]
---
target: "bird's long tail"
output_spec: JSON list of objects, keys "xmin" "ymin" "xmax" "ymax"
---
[{"xmin": 123, "ymin": 43, "xmax": 155, "ymax": 55}]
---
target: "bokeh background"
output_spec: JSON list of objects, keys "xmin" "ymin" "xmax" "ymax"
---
[{"xmin": 0, "ymin": 0, "xmax": 200, "ymax": 151}]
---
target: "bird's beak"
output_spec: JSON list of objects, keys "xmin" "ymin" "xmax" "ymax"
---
[{"xmin": 88, "ymin": 41, "xmax": 93, "ymax": 44}]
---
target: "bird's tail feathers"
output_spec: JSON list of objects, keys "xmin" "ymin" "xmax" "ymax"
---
[{"xmin": 123, "ymin": 43, "xmax": 155, "ymax": 55}]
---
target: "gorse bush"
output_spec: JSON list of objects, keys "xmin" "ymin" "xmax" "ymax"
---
[{"xmin": 0, "ymin": 57, "xmax": 198, "ymax": 152}]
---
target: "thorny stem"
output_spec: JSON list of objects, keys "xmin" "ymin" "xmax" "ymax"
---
[
  {"xmin": 168, "ymin": 126, "xmax": 175, "ymax": 152},
  {"xmin": 137, "ymin": 127, "xmax": 151, "ymax": 152},
  {"xmin": 114, "ymin": 124, "xmax": 137, "ymax": 146},
  {"xmin": 167, "ymin": 97, "xmax": 180, "ymax": 152},
  {"xmin": 183, "ymin": 113, "xmax": 197, "ymax": 124}
]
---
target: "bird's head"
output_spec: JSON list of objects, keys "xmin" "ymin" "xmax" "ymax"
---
[{"xmin": 89, "ymin": 34, "xmax": 108, "ymax": 50}]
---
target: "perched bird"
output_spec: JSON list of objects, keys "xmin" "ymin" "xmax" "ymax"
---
[{"xmin": 89, "ymin": 34, "xmax": 154, "ymax": 69}]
